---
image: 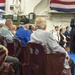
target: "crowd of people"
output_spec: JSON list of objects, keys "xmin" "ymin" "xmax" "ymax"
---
[
  {"xmin": 52, "ymin": 24, "xmax": 75, "ymax": 55},
  {"xmin": 53, "ymin": 26, "xmax": 70, "ymax": 50},
  {"xmin": 0, "ymin": 17, "xmax": 74, "ymax": 75},
  {"xmin": 0, "ymin": 18, "xmax": 35, "ymax": 75}
]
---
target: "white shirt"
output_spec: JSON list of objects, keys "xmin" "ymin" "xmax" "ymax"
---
[
  {"xmin": 53, "ymin": 31, "xmax": 60, "ymax": 41},
  {"xmin": 62, "ymin": 34, "xmax": 67, "ymax": 47}
]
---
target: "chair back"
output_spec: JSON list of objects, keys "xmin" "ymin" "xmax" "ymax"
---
[
  {"xmin": 0, "ymin": 36, "xmax": 14, "ymax": 56},
  {"xmin": 13, "ymin": 38, "xmax": 22, "ymax": 57},
  {"xmin": 0, "ymin": 36, "xmax": 7, "ymax": 47},
  {"xmin": 0, "ymin": 48, "xmax": 6, "ymax": 66},
  {"xmin": 27, "ymin": 42, "xmax": 66, "ymax": 75},
  {"xmin": 46, "ymin": 53, "xmax": 65, "ymax": 75},
  {"xmin": 7, "ymin": 42, "xmax": 14, "ymax": 56},
  {"xmin": 27, "ymin": 42, "xmax": 46, "ymax": 75},
  {"xmin": 0, "ymin": 62, "xmax": 14, "ymax": 75}
]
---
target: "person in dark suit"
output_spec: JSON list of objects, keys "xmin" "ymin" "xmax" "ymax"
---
[{"xmin": 70, "ymin": 18, "xmax": 75, "ymax": 53}]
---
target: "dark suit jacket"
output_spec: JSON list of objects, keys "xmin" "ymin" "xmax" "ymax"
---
[
  {"xmin": 59, "ymin": 34, "xmax": 65, "ymax": 47},
  {"xmin": 70, "ymin": 18, "xmax": 75, "ymax": 36}
]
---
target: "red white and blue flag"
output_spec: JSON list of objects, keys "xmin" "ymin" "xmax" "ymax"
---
[
  {"xmin": 50, "ymin": 0, "xmax": 75, "ymax": 12},
  {"xmin": 0, "ymin": 0, "xmax": 5, "ymax": 10}
]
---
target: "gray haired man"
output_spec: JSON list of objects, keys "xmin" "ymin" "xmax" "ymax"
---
[{"xmin": 31, "ymin": 17, "xmax": 74, "ymax": 75}]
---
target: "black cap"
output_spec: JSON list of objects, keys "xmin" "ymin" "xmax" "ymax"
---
[{"xmin": 20, "ymin": 18, "xmax": 30, "ymax": 24}]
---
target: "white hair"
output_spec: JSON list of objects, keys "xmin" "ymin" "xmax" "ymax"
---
[{"xmin": 35, "ymin": 17, "xmax": 47, "ymax": 29}]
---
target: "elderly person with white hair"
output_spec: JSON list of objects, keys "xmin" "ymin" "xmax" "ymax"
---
[{"xmin": 30, "ymin": 17, "xmax": 73, "ymax": 75}]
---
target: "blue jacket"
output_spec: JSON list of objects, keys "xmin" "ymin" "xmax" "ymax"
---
[
  {"xmin": 64, "ymin": 31, "xmax": 70, "ymax": 41},
  {"xmin": 15, "ymin": 27, "xmax": 31, "ymax": 46}
]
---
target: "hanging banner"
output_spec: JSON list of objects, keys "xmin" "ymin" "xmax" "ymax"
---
[
  {"xmin": 50, "ymin": 0, "xmax": 75, "ymax": 12},
  {"xmin": 0, "ymin": 0, "xmax": 5, "ymax": 10}
]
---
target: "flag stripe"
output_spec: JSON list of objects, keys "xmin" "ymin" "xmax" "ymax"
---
[
  {"xmin": 50, "ymin": 0, "xmax": 75, "ymax": 12},
  {"xmin": 50, "ymin": 0, "xmax": 75, "ymax": 5},
  {"xmin": 0, "ymin": 0, "xmax": 5, "ymax": 10},
  {"xmin": 59, "ymin": 0, "xmax": 75, "ymax": 2},
  {"xmin": 51, "ymin": 3, "xmax": 75, "ymax": 9},
  {"xmin": 0, "ymin": 7, "xmax": 5, "ymax": 10},
  {"xmin": 50, "ymin": 7, "xmax": 75, "ymax": 12},
  {"xmin": 0, "ymin": 3, "xmax": 5, "ymax": 6},
  {"xmin": 0, "ymin": 0, "xmax": 5, "ymax": 3}
]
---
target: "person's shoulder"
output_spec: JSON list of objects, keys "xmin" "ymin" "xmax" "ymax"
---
[
  {"xmin": 18, "ymin": 26, "xmax": 24, "ymax": 29},
  {"xmin": 26, "ymin": 30, "xmax": 31, "ymax": 34},
  {"xmin": 1, "ymin": 26, "xmax": 8, "ymax": 31},
  {"xmin": 65, "ymin": 31, "xmax": 68, "ymax": 34},
  {"xmin": 1, "ymin": 26, "xmax": 5, "ymax": 29},
  {"xmin": 23, "ymin": 29, "xmax": 31, "ymax": 34},
  {"xmin": 53, "ymin": 31, "xmax": 57, "ymax": 34},
  {"xmin": 43, "ymin": 31, "xmax": 55, "ymax": 40},
  {"xmin": 44, "ymin": 30, "xmax": 52, "ymax": 33},
  {"xmin": 16, "ymin": 27, "xmax": 24, "ymax": 31},
  {"xmin": 42, "ymin": 30, "xmax": 52, "ymax": 36}
]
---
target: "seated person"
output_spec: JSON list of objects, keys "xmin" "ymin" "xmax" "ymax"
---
[
  {"xmin": 0, "ymin": 45, "xmax": 19, "ymax": 75},
  {"xmin": 59, "ymin": 28, "xmax": 67, "ymax": 48},
  {"xmin": 11, "ymin": 25, "xmax": 17, "ymax": 35},
  {"xmin": 53, "ymin": 26, "xmax": 60, "ymax": 43},
  {"xmin": 15, "ymin": 18, "xmax": 31, "ymax": 46},
  {"xmin": 0, "ymin": 19, "xmax": 14, "ymax": 41},
  {"xmin": 65, "ymin": 26, "xmax": 70, "ymax": 47},
  {"xmin": 0, "ymin": 23, "xmax": 4, "ymax": 28},
  {"xmin": 29, "ymin": 25, "xmax": 36, "ymax": 33},
  {"xmin": 30, "ymin": 17, "xmax": 72, "ymax": 74}
]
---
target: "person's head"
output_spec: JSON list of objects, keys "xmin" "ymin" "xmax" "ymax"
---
[
  {"xmin": 24, "ymin": 24, "xmax": 30, "ymax": 30},
  {"xmin": 12, "ymin": 25, "xmax": 17, "ymax": 31},
  {"xmin": 16, "ymin": 26, "xmax": 20, "ymax": 30},
  {"xmin": 0, "ymin": 23, "xmax": 4, "ymax": 28},
  {"xmin": 29, "ymin": 25, "xmax": 32, "ymax": 30},
  {"xmin": 35, "ymin": 17, "xmax": 47, "ymax": 30},
  {"xmin": 5, "ymin": 19, "xmax": 13, "ymax": 30},
  {"xmin": 20, "ymin": 18, "xmax": 30, "ymax": 25},
  {"xmin": 55, "ymin": 26, "xmax": 59, "ymax": 31},
  {"xmin": 66, "ymin": 26, "xmax": 69, "ymax": 31},
  {"xmin": 29, "ymin": 25, "xmax": 35, "ymax": 30},
  {"xmin": 60, "ymin": 28, "xmax": 64, "ymax": 34},
  {"xmin": 31, "ymin": 25, "xmax": 36, "ymax": 31},
  {"xmin": 20, "ymin": 18, "xmax": 30, "ymax": 30}
]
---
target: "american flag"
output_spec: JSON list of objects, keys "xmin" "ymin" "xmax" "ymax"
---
[
  {"xmin": 0, "ymin": 0, "xmax": 5, "ymax": 10},
  {"xmin": 50, "ymin": 0, "xmax": 75, "ymax": 12}
]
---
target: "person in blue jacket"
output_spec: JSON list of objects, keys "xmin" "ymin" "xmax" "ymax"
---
[
  {"xmin": 64, "ymin": 26, "xmax": 70, "ymax": 47},
  {"xmin": 15, "ymin": 18, "xmax": 31, "ymax": 46}
]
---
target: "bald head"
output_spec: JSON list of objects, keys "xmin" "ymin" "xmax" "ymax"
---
[{"xmin": 35, "ymin": 17, "xmax": 47, "ymax": 30}]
